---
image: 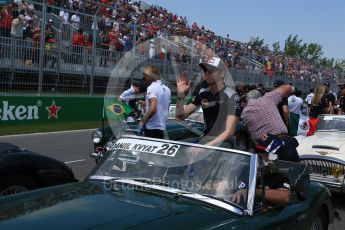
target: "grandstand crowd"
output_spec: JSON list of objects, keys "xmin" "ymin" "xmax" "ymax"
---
[{"xmin": 0, "ymin": 0, "xmax": 343, "ymax": 82}]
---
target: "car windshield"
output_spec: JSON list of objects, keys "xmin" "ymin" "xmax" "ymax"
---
[
  {"xmin": 92, "ymin": 136, "xmax": 255, "ymax": 212},
  {"xmin": 317, "ymin": 115, "xmax": 345, "ymax": 131}
]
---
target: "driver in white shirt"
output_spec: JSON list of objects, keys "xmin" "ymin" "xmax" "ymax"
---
[{"xmin": 138, "ymin": 65, "xmax": 171, "ymax": 139}]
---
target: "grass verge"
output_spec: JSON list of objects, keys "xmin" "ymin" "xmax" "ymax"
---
[{"xmin": 0, "ymin": 121, "xmax": 103, "ymax": 136}]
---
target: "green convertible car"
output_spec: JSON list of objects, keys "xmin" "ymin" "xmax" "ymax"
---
[{"xmin": 0, "ymin": 136, "xmax": 335, "ymax": 229}]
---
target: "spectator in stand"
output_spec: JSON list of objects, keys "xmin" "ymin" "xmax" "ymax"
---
[
  {"xmin": 45, "ymin": 18, "xmax": 55, "ymax": 42},
  {"xmin": 10, "ymin": 13, "xmax": 23, "ymax": 39},
  {"xmin": 148, "ymin": 41, "xmax": 156, "ymax": 59},
  {"xmin": 70, "ymin": 12, "xmax": 80, "ymax": 29},
  {"xmin": 86, "ymin": 33, "xmax": 93, "ymax": 63},
  {"xmin": 31, "ymin": 23, "xmax": 40, "ymax": 65},
  {"xmin": 23, "ymin": 10, "xmax": 35, "ymax": 25},
  {"xmin": 45, "ymin": 19, "xmax": 56, "ymax": 68},
  {"xmin": 98, "ymin": 31, "xmax": 109, "ymax": 67},
  {"xmin": 0, "ymin": 4, "xmax": 14, "ymax": 37},
  {"xmin": 22, "ymin": 18, "xmax": 33, "ymax": 40},
  {"xmin": 59, "ymin": 7, "xmax": 69, "ymax": 42},
  {"xmin": 123, "ymin": 35, "xmax": 133, "ymax": 52},
  {"xmin": 72, "ymin": 28, "xmax": 86, "ymax": 64},
  {"xmin": 23, "ymin": 19, "xmax": 33, "ymax": 66}
]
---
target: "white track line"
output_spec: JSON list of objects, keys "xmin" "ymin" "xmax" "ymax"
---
[
  {"xmin": 64, "ymin": 159, "xmax": 86, "ymax": 164},
  {"xmin": 0, "ymin": 128, "xmax": 96, "ymax": 138}
]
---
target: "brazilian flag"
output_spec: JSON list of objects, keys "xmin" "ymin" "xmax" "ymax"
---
[{"xmin": 104, "ymin": 97, "xmax": 133, "ymax": 121}]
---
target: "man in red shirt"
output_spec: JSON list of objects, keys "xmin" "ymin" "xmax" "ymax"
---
[
  {"xmin": 0, "ymin": 5, "xmax": 13, "ymax": 37},
  {"xmin": 72, "ymin": 28, "xmax": 86, "ymax": 64},
  {"xmin": 72, "ymin": 28, "xmax": 86, "ymax": 46}
]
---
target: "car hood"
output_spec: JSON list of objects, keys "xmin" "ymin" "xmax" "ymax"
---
[
  {"xmin": 297, "ymin": 132, "xmax": 345, "ymax": 160},
  {"xmin": 0, "ymin": 181, "xmax": 238, "ymax": 230}
]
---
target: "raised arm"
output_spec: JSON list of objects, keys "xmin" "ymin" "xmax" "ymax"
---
[{"xmin": 175, "ymin": 73, "xmax": 197, "ymax": 120}]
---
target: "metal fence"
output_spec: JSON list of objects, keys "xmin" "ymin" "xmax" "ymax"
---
[{"xmin": 0, "ymin": 1, "xmax": 342, "ymax": 97}]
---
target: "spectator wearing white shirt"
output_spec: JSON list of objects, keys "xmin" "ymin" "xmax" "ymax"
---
[
  {"xmin": 59, "ymin": 9, "xmax": 69, "ymax": 23},
  {"xmin": 11, "ymin": 14, "xmax": 24, "ymax": 39},
  {"xmin": 59, "ymin": 9, "xmax": 69, "ymax": 41},
  {"xmin": 70, "ymin": 13, "xmax": 80, "ymax": 29},
  {"xmin": 149, "ymin": 42, "xmax": 156, "ymax": 59}
]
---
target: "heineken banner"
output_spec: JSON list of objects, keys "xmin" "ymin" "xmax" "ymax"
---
[{"xmin": 0, "ymin": 96, "xmax": 104, "ymax": 124}]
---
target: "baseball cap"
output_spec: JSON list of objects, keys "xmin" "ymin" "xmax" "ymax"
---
[
  {"xmin": 323, "ymin": 82, "xmax": 330, "ymax": 86},
  {"xmin": 273, "ymin": 79, "xmax": 284, "ymax": 88},
  {"xmin": 48, "ymin": 19, "xmax": 53, "ymax": 23},
  {"xmin": 199, "ymin": 57, "xmax": 224, "ymax": 73}
]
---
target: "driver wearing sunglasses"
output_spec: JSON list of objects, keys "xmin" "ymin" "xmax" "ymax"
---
[{"xmin": 175, "ymin": 57, "xmax": 240, "ymax": 148}]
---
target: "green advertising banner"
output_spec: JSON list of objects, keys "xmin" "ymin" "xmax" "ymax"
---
[{"xmin": 0, "ymin": 96, "xmax": 104, "ymax": 125}]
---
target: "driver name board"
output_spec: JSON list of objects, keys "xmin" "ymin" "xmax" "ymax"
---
[{"xmin": 112, "ymin": 139, "xmax": 181, "ymax": 157}]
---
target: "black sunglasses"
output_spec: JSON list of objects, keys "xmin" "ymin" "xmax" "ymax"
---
[{"xmin": 203, "ymin": 67, "xmax": 218, "ymax": 74}]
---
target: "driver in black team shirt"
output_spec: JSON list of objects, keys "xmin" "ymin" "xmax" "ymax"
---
[{"xmin": 175, "ymin": 57, "xmax": 240, "ymax": 148}]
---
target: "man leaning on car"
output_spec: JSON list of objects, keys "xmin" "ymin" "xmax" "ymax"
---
[{"xmin": 241, "ymin": 84, "xmax": 300, "ymax": 162}]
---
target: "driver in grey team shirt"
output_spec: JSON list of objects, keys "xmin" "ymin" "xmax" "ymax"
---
[{"xmin": 175, "ymin": 57, "xmax": 240, "ymax": 148}]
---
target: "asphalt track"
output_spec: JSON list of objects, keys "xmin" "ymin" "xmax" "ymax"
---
[{"xmin": 0, "ymin": 130, "xmax": 344, "ymax": 229}]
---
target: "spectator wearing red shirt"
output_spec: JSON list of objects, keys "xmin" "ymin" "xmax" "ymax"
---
[
  {"xmin": 72, "ymin": 28, "xmax": 86, "ymax": 46},
  {"xmin": 72, "ymin": 28, "xmax": 86, "ymax": 64},
  {"xmin": 0, "ymin": 4, "xmax": 13, "ymax": 37}
]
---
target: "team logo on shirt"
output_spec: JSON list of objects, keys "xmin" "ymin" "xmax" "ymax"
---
[
  {"xmin": 201, "ymin": 98, "xmax": 209, "ymax": 107},
  {"xmin": 238, "ymin": 181, "xmax": 246, "ymax": 189},
  {"xmin": 201, "ymin": 98, "xmax": 216, "ymax": 108}
]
